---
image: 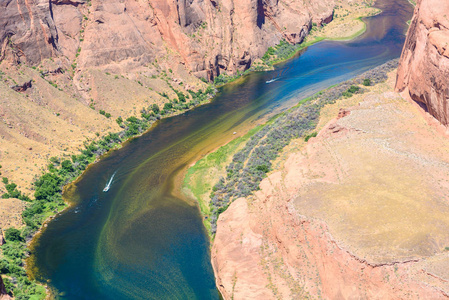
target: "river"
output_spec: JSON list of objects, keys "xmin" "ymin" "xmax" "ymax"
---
[{"xmin": 29, "ymin": 0, "xmax": 413, "ymax": 298}]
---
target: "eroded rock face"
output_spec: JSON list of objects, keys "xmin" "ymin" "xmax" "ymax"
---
[
  {"xmin": 396, "ymin": 0, "xmax": 449, "ymax": 125},
  {"xmin": 0, "ymin": 0, "xmax": 59, "ymax": 65},
  {"xmin": 0, "ymin": 0, "xmax": 334, "ymax": 79},
  {"xmin": 212, "ymin": 76, "xmax": 449, "ymax": 299}
]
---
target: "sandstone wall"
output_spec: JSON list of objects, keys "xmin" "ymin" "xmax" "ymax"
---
[
  {"xmin": 396, "ymin": 0, "xmax": 449, "ymax": 125},
  {"xmin": 212, "ymin": 74, "xmax": 449, "ymax": 299},
  {"xmin": 0, "ymin": 0, "xmax": 335, "ymax": 79}
]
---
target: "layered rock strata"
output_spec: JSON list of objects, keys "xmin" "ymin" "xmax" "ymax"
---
[
  {"xmin": 0, "ymin": 0, "xmax": 335, "ymax": 79},
  {"xmin": 0, "ymin": 0, "xmax": 335, "ymax": 193},
  {"xmin": 396, "ymin": 0, "xmax": 449, "ymax": 125},
  {"xmin": 213, "ymin": 74, "xmax": 449, "ymax": 299}
]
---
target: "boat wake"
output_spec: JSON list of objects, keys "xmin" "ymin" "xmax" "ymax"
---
[
  {"xmin": 266, "ymin": 66, "xmax": 289, "ymax": 84},
  {"xmin": 103, "ymin": 171, "xmax": 117, "ymax": 192},
  {"xmin": 266, "ymin": 78, "xmax": 279, "ymax": 84}
]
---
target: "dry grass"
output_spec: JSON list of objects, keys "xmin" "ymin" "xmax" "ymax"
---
[
  {"xmin": 0, "ymin": 60, "xmax": 202, "ymax": 225},
  {"xmin": 308, "ymin": 0, "xmax": 380, "ymax": 41},
  {"xmin": 0, "ymin": 198, "xmax": 26, "ymax": 229},
  {"xmin": 284, "ymin": 72, "xmax": 449, "ymax": 263}
]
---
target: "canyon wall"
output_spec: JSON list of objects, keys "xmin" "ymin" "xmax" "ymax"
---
[
  {"xmin": 396, "ymin": 0, "xmax": 449, "ymax": 125},
  {"xmin": 0, "ymin": 0, "xmax": 335, "ymax": 194},
  {"xmin": 212, "ymin": 72, "xmax": 449, "ymax": 299},
  {"xmin": 0, "ymin": 0, "xmax": 335, "ymax": 79}
]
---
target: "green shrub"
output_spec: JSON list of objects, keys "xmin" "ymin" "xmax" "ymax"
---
[
  {"xmin": 205, "ymin": 86, "xmax": 214, "ymax": 95},
  {"xmin": 262, "ymin": 46, "xmax": 276, "ymax": 60},
  {"xmin": 151, "ymin": 104, "xmax": 160, "ymax": 114},
  {"xmin": 126, "ymin": 116, "xmax": 139, "ymax": 123},
  {"xmin": 363, "ymin": 78, "xmax": 371, "ymax": 86},
  {"xmin": 4, "ymin": 228, "xmax": 22, "ymax": 242},
  {"xmin": 0, "ymin": 259, "xmax": 10, "ymax": 273},
  {"xmin": 256, "ymin": 165, "xmax": 269, "ymax": 173},
  {"xmin": 1, "ymin": 178, "xmax": 30, "ymax": 201},
  {"xmin": 49, "ymin": 157, "xmax": 60, "ymax": 165},
  {"xmin": 61, "ymin": 160, "xmax": 74, "ymax": 172},
  {"xmin": 116, "ymin": 117, "xmax": 123, "ymax": 127},
  {"xmin": 176, "ymin": 92, "xmax": 186, "ymax": 102},
  {"xmin": 305, "ymin": 132, "xmax": 317, "ymax": 142},
  {"xmin": 342, "ymin": 91, "xmax": 353, "ymax": 98},
  {"xmin": 348, "ymin": 85, "xmax": 360, "ymax": 93},
  {"xmin": 34, "ymin": 173, "xmax": 62, "ymax": 201}
]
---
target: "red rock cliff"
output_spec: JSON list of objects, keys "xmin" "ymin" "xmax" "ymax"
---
[
  {"xmin": 396, "ymin": 0, "xmax": 449, "ymax": 125},
  {"xmin": 0, "ymin": 0, "xmax": 334, "ymax": 80}
]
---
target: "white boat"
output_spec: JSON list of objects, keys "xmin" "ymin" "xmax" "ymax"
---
[
  {"xmin": 103, "ymin": 172, "xmax": 116, "ymax": 193},
  {"xmin": 266, "ymin": 78, "xmax": 278, "ymax": 84}
]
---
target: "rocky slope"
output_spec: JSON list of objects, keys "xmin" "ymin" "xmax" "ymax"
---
[
  {"xmin": 0, "ymin": 1, "xmax": 334, "ymax": 295},
  {"xmin": 396, "ymin": 0, "xmax": 449, "ymax": 125},
  {"xmin": 0, "ymin": 0, "xmax": 336, "ymax": 194},
  {"xmin": 212, "ymin": 72, "xmax": 449, "ymax": 299}
]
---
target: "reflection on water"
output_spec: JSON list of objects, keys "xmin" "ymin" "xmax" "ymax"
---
[{"xmin": 30, "ymin": 0, "xmax": 413, "ymax": 299}]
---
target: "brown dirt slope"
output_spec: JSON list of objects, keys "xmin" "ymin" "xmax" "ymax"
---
[
  {"xmin": 212, "ymin": 72, "xmax": 449, "ymax": 299},
  {"xmin": 0, "ymin": 0, "xmax": 371, "ymax": 226},
  {"xmin": 0, "ymin": 0, "xmax": 336, "ymax": 199}
]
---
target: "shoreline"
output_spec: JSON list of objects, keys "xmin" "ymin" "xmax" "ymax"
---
[
  {"xmin": 30, "ymin": 0, "xmax": 378, "ymax": 244},
  {"xmin": 11, "ymin": 91, "xmax": 217, "ymax": 298},
  {"xmin": 0, "ymin": 0, "xmax": 385, "ymax": 298},
  {"xmin": 25, "ymin": 93, "xmax": 215, "ymax": 258},
  {"xmin": 215, "ymin": 1, "xmax": 380, "ymax": 87},
  {"xmin": 211, "ymin": 67, "xmax": 449, "ymax": 298},
  {"xmin": 182, "ymin": 0, "xmax": 383, "ymax": 235}
]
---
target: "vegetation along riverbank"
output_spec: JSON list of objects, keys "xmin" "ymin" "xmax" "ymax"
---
[
  {"xmin": 0, "ymin": 85, "xmax": 215, "ymax": 298},
  {"xmin": 214, "ymin": 0, "xmax": 381, "ymax": 86},
  {"xmin": 184, "ymin": 59, "xmax": 400, "ymax": 235},
  {"xmin": 0, "ymin": 0, "xmax": 385, "ymax": 298}
]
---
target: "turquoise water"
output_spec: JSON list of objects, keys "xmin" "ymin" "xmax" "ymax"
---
[{"xmin": 30, "ymin": 1, "xmax": 413, "ymax": 299}]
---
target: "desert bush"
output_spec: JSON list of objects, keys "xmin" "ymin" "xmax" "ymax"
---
[
  {"xmin": 304, "ymin": 132, "xmax": 317, "ymax": 142},
  {"xmin": 363, "ymin": 78, "xmax": 371, "ymax": 86},
  {"xmin": 151, "ymin": 104, "xmax": 160, "ymax": 114},
  {"xmin": 4, "ymin": 228, "xmax": 22, "ymax": 242},
  {"xmin": 207, "ymin": 59, "xmax": 399, "ymax": 233}
]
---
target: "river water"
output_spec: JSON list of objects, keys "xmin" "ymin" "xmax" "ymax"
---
[{"xmin": 30, "ymin": 1, "xmax": 413, "ymax": 298}]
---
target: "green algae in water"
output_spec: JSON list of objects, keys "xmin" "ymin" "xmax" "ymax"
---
[{"xmin": 29, "ymin": 0, "xmax": 413, "ymax": 298}]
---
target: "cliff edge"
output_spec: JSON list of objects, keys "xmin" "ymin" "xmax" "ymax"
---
[
  {"xmin": 396, "ymin": 0, "xmax": 449, "ymax": 125},
  {"xmin": 213, "ymin": 71, "xmax": 449, "ymax": 299},
  {"xmin": 0, "ymin": 0, "xmax": 335, "ymax": 79},
  {"xmin": 0, "ymin": 0, "xmax": 336, "ymax": 194}
]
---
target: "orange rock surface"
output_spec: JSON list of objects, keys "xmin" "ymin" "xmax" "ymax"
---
[
  {"xmin": 1, "ymin": 0, "xmax": 335, "ymax": 79},
  {"xmin": 396, "ymin": 0, "xmax": 449, "ymax": 125},
  {"xmin": 212, "ymin": 75, "xmax": 449, "ymax": 299},
  {"xmin": 0, "ymin": 0, "xmax": 336, "ymax": 195}
]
